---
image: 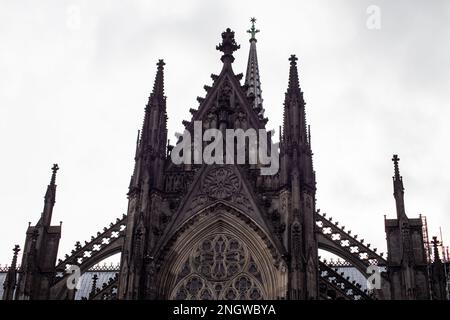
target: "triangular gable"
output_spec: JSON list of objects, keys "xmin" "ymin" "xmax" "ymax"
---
[
  {"xmin": 185, "ymin": 64, "xmax": 266, "ymax": 132},
  {"xmin": 154, "ymin": 164, "xmax": 284, "ymax": 255}
]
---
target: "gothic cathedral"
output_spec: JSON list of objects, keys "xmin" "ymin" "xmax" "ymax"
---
[{"xmin": 2, "ymin": 21, "xmax": 448, "ymax": 301}]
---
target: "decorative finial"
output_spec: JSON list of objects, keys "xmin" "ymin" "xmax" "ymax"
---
[
  {"xmin": 10, "ymin": 245, "xmax": 20, "ymax": 267},
  {"xmin": 13, "ymin": 245, "xmax": 20, "ymax": 255},
  {"xmin": 247, "ymin": 17, "xmax": 260, "ymax": 41},
  {"xmin": 147, "ymin": 58, "xmax": 166, "ymax": 107},
  {"xmin": 286, "ymin": 54, "xmax": 301, "ymax": 96},
  {"xmin": 431, "ymin": 236, "xmax": 439, "ymax": 246},
  {"xmin": 89, "ymin": 274, "xmax": 99, "ymax": 298},
  {"xmin": 392, "ymin": 154, "xmax": 400, "ymax": 180},
  {"xmin": 289, "ymin": 54, "xmax": 298, "ymax": 65},
  {"xmin": 50, "ymin": 163, "xmax": 59, "ymax": 185},
  {"xmin": 431, "ymin": 236, "xmax": 441, "ymax": 262},
  {"xmin": 216, "ymin": 28, "xmax": 240, "ymax": 64},
  {"xmin": 52, "ymin": 163, "xmax": 59, "ymax": 174},
  {"xmin": 157, "ymin": 59, "xmax": 165, "ymax": 70}
]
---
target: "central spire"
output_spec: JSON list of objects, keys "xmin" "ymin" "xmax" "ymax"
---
[{"xmin": 245, "ymin": 17, "xmax": 264, "ymax": 116}]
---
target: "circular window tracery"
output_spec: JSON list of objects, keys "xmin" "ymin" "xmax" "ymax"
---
[
  {"xmin": 203, "ymin": 167, "xmax": 240, "ymax": 200},
  {"xmin": 170, "ymin": 234, "xmax": 266, "ymax": 300}
]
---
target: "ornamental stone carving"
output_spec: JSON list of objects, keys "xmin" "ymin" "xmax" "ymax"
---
[
  {"xmin": 203, "ymin": 167, "xmax": 240, "ymax": 200},
  {"xmin": 170, "ymin": 234, "xmax": 265, "ymax": 300}
]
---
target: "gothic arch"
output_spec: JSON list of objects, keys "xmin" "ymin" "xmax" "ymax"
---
[{"xmin": 156, "ymin": 203, "xmax": 287, "ymax": 299}]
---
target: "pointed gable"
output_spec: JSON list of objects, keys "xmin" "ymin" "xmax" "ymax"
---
[
  {"xmin": 181, "ymin": 28, "xmax": 267, "ymax": 134},
  {"xmin": 154, "ymin": 164, "xmax": 286, "ymax": 263}
]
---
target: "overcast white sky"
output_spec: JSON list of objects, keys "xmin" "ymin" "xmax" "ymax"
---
[{"xmin": 1, "ymin": 0, "xmax": 449, "ymax": 265}]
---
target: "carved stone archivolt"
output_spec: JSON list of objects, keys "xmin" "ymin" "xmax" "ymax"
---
[{"xmin": 156, "ymin": 204, "xmax": 286, "ymax": 300}]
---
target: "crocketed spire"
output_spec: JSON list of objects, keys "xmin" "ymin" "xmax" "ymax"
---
[
  {"xmin": 141, "ymin": 59, "xmax": 167, "ymax": 151},
  {"xmin": 245, "ymin": 17, "xmax": 264, "ymax": 115},
  {"xmin": 287, "ymin": 54, "xmax": 302, "ymax": 97},
  {"xmin": 39, "ymin": 163, "xmax": 59, "ymax": 227}
]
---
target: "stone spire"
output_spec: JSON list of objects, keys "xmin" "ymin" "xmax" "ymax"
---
[
  {"xmin": 245, "ymin": 17, "xmax": 264, "ymax": 115},
  {"xmin": 39, "ymin": 164, "xmax": 59, "ymax": 227},
  {"xmin": 393, "ymin": 154, "xmax": 402, "ymax": 182},
  {"xmin": 119, "ymin": 60, "xmax": 170, "ymax": 299},
  {"xmin": 392, "ymin": 154, "xmax": 407, "ymax": 221},
  {"xmin": 150, "ymin": 59, "xmax": 165, "ymax": 105},
  {"xmin": 14, "ymin": 163, "xmax": 62, "ymax": 300},
  {"xmin": 430, "ymin": 236, "xmax": 448, "ymax": 300},
  {"xmin": 282, "ymin": 55, "xmax": 308, "ymax": 148},
  {"xmin": 129, "ymin": 59, "xmax": 168, "ymax": 193},
  {"xmin": 286, "ymin": 55, "xmax": 302, "ymax": 98},
  {"xmin": 2, "ymin": 245, "xmax": 20, "ymax": 300},
  {"xmin": 140, "ymin": 59, "xmax": 168, "ymax": 159}
]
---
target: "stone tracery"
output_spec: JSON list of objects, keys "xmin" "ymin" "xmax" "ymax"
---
[{"xmin": 170, "ymin": 234, "xmax": 265, "ymax": 300}]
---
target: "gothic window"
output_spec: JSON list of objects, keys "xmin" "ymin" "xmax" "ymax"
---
[{"xmin": 170, "ymin": 234, "xmax": 266, "ymax": 300}]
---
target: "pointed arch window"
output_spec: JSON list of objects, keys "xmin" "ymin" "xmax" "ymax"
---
[{"xmin": 170, "ymin": 234, "xmax": 266, "ymax": 300}]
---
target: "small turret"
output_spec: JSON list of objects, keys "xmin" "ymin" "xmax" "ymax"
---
[{"xmin": 2, "ymin": 245, "xmax": 20, "ymax": 300}]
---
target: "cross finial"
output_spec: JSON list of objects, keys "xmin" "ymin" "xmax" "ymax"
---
[
  {"xmin": 157, "ymin": 59, "xmax": 165, "ymax": 70},
  {"xmin": 13, "ymin": 245, "xmax": 20, "ymax": 255},
  {"xmin": 431, "ymin": 236, "xmax": 441, "ymax": 262},
  {"xmin": 431, "ymin": 236, "xmax": 440, "ymax": 247},
  {"xmin": 9, "ymin": 245, "xmax": 20, "ymax": 269},
  {"xmin": 247, "ymin": 17, "xmax": 260, "ymax": 41},
  {"xmin": 289, "ymin": 54, "xmax": 298, "ymax": 65},
  {"xmin": 52, "ymin": 163, "xmax": 59, "ymax": 174},
  {"xmin": 50, "ymin": 163, "xmax": 59, "ymax": 186}
]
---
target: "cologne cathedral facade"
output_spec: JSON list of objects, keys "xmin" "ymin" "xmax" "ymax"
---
[{"xmin": 2, "ymin": 22, "xmax": 448, "ymax": 300}]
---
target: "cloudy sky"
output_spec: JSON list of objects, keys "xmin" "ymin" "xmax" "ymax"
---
[{"xmin": 1, "ymin": 0, "xmax": 449, "ymax": 265}]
